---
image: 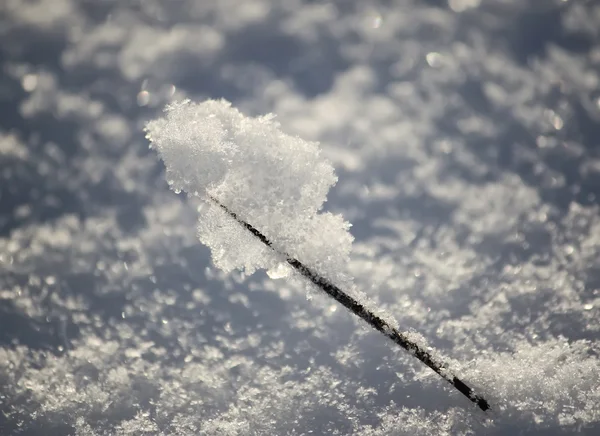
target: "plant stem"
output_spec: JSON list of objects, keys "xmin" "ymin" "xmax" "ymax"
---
[{"xmin": 208, "ymin": 195, "xmax": 490, "ymax": 412}]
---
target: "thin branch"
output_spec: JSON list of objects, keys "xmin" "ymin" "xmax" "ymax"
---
[{"xmin": 208, "ymin": 195, "xmax": 490, "ymax": 412}]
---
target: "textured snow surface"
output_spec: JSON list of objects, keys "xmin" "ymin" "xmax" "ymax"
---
[{"xmin": 1, "ymin": 0, "xmax": 600, "ymax": 435}]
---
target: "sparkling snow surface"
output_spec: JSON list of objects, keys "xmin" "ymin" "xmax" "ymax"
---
[{"xmin": 1, "ymin": 1, "xmax": 600, "ymax": 435}]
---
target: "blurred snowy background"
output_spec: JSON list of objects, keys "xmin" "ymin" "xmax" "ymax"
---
[{"xmin": 1, "ymin": 0, "xmax": 600, "ymax": 434}]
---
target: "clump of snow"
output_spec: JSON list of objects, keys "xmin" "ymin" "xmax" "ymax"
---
[
  {"xmin": 146, "ymin": 99, "xmax": 354, "ymax": 287},
  {"xmin": 461, "ymin": 338, "xmax": 600, "ymax": 429}
]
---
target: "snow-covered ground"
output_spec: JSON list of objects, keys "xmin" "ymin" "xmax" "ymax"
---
[{"xmin": 1, "ymin": 0, "xmax": 599, "ymax": 434}]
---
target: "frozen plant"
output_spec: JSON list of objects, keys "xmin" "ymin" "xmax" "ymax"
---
[{"xmin": 145, "ymin": 99, "xmax": 490, "ymax": 411}]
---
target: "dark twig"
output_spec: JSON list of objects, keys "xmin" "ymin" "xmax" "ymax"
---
[{"xmin": 208, "ymin": 195, "xmax": 490, "ymax": 412}]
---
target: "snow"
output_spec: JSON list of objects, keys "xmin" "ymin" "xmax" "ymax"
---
[
  {"xmin": 1, "ymin": 0, "xmax": 600, "ymax": 434},
  {"xmin": 146, "ymin": 99, "xmax": 354, "ymax": 289}
]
